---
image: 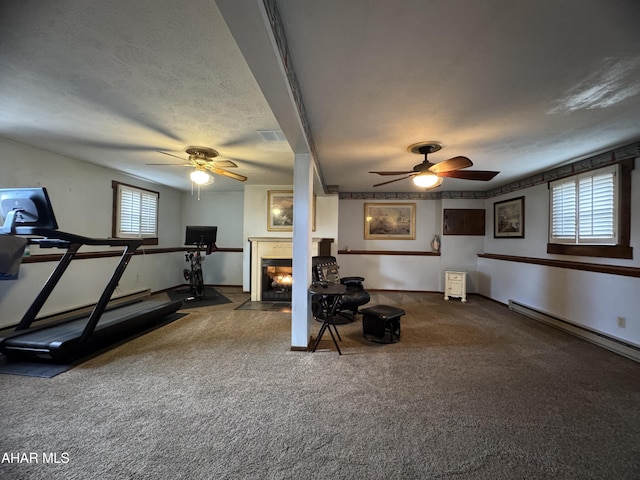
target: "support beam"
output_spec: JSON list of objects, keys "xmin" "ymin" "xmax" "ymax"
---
[
  {"xmin": 291, "ymin": 153, "xmax": 313, "ymax": 349},
  {"xmin": 216, "ymin": 0, "xmax": 309, "ymax": 155}
]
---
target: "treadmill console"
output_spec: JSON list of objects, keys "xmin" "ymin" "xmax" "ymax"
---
[{"xmin": 0, "ymin": 187, "xmax": 59, "ymax": 235}]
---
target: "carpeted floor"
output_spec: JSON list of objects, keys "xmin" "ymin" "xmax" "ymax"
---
[{"xmin": 1, "ymin": 287, "xmax": 639, "ymax": 479}]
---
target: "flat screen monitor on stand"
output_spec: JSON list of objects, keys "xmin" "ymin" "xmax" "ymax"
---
[
  {"xmin": 185, "ymin": 225, "xmax": 217, "ymax": 251},
  {"xmin": 183, "ymin": 226, "xmax": 218, "ymax": 302}
]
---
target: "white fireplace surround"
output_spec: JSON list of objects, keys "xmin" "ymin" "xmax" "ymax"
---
[{"xmin": 249, "ymin": 237, "xmax": 322, "ymax": 301}]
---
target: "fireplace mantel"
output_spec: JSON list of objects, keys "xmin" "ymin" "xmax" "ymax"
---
[{"xmin": 248, "ymin": 237, "xmax": 333, "ymax": 301}]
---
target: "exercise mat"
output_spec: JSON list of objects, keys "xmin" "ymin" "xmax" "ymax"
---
[
  {"xmin": 167, "ymin": 287, "xmax": 232, "ymax": 309},
  {"xmin": 235, "ymin": 300, "xmax": 292, "ymax": 313}
]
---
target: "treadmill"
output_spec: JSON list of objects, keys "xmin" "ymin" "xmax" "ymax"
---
[{"xmin": 0, "ymin": 187, "xmax": 182, "ymax": 362}]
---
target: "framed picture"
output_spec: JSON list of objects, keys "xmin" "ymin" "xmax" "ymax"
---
[
  {"xmin": 364, "ymin": 203, "xmax": 416, "ymax": 240},
  {"xmin": 494, "ymin": 196, "xmax": 525, "ymax": 238},
  {"xmin": 267, "ymin": 190, "xmax": 294, "ymax": 231}
]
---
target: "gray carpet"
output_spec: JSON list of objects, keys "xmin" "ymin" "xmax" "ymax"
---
[{"xmin": 1, "ymin": 288, "xmax": 639, "ymax": 479}]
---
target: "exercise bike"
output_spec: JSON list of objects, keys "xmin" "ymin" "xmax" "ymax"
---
[
  {"xmin": 182, "ymin": 225, "xmax": 218, "ymax": 302},
  {"xmin": 183, "ymin": 246, "xmax": 205, "ymax": 301}
]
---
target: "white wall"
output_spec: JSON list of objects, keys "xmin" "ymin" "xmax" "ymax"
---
[
  {"xmin": 479, "ymin": 168, "xmax": 640, "ymax": 347},
  {"xmin": 337, "ymin": 197, "xmax": 485, "ymax": 291},
  {"xmin": 484, "ymin": 185, "xmax": 550, "ymax": 258},
  {"xmin": 313, "ymin": 194, "xmax": 339, "ymax": 255},
  {"xmin": 0, "ymin": 138, "xmax": 185, "ymax": 328},
  {"xmin": 181, "ymin": 190, "xmax": 244, "ymax": 286}
]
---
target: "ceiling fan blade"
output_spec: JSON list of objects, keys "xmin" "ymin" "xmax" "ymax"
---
[
  {"xmin": 156, "ymin": 150, "xmax": 187, "ymax": 161},
  {"xmin": 369, "ymin": 170, "xmax": 415, "ymax": 176},
  {"xmin": 428, "ymin": 156, "xmax": 473, "ymax": 174},
  {"xmin": 213, "ymin": 159, "xmax": 238, "ymax": 168},
  {"xmin": 145, "ymin": 163, "xmax": 192, "ymax": 166},
  {"xmin": 373, "ymin": 174, "xmax": 415, "ymax": 187},
  {"xmin": 207, "ymin": 166, "xmax": 248, "ymax": 182},
  {"xmin": 438, "ymin": 170, "xmax": 500, "ymax": 181}
]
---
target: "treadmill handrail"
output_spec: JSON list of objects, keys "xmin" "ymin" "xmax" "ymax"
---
[
  {"xmin": 16, "ymin": 243, "xmax": 82, "ymax": 330},
  {"xmin": 79, "ymin": 243, "xmax": 139, "ymax": 342},
  {"xmin": 15, "ymin": 231, "xmax": 144, "ymax": 333},
  {"xmin": 28, "ymin": 228, "xmax": 146, "ymax": 248}
]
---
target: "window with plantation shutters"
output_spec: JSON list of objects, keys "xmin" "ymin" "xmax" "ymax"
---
[
  {"xmin": 549, "ymin": 165, "xmax": 617, "ymax": 245},
  {"xmin": 113, "ymin": 182, "xmax": 159, "ymax": 240},
  {"xmin": 551, "ymin": 181, "xmax": 576, "ymax": 241}
]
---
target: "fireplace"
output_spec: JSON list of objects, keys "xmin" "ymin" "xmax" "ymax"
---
[
  {"xmin": 248, "ymin": 237, "xmax": 333, "ymax": 301},
  {"xmin": 261, "ymin": 258, "xmax": 293, "ymax": 301}
]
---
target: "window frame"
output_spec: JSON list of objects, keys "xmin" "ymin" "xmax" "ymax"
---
[
  {"xmin": 112, "ymin": 181, "xmax": 159, "ymax": 245},
  {"xmin": 547, "ymin": 158, "xmax": 633, "ymax": 259}
]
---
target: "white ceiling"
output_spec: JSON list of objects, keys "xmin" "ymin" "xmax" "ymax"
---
[{"xmin": 1, "ymin": 0, "xmax": 639, "ymax": 193}]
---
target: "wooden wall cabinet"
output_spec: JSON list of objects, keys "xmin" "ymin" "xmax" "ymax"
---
[{"xmin": 443, "ymin": 209, "xmax": 485, "ymax": 236}]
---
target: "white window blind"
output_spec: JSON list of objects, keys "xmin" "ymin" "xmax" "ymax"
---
[
  {"xmin": 116, "ymin": 184, "xmax": 158, "ymax": 238},
  {"xmin": 549, "ymin": 165, "xmax": 617, "ymax": 245},
  {"xmin": 551, "ymin": 181, "xmax": 576, "ymax": 240}
]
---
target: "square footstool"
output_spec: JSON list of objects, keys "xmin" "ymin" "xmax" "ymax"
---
[{"xmin": 360, "ymin": 305, "xmax": 405, "ymax": 344}]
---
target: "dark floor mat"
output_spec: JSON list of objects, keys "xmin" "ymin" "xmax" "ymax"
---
[
  {"xmin": 167, "ymin": 287, "xmax": 232, "ymax": 308},
  {"xmin": 235, "ymin": 300, "xmax": 292, "ymax": 313}
]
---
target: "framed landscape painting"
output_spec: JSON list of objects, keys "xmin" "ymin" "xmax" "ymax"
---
[
  {"xmin": 364, "ymin": 203, "xmax": 416, "ymax": 240},
  {"xmin": 494, "ymin": 196, "xmax": 525, "ymax": 238},
  {"xmin": 267, "ymin": 190, "xmax": 294, "ymax": 231}
]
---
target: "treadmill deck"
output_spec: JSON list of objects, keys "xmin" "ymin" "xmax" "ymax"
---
[{"xmin": 0, "ymin": 299, "xmax": 182, "ymax": 361}]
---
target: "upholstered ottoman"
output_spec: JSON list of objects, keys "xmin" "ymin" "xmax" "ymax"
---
[{"xmin": 360, "ymin": 305, "xmax": 405, "ymax": 344}]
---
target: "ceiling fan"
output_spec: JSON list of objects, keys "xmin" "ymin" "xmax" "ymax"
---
[
  {"xmin": 147, "ymin": 146, "xmax": 248, "ymax": 184},
  {"xmin": 370, "ymin": 142, "xmax": 499, "ymax": 189}
]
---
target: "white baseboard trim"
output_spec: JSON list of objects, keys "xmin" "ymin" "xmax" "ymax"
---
[{"xmin": 509, "ymin": 300, "xmax": 640, "ymax": 363}]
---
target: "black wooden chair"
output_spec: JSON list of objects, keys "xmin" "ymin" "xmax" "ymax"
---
[{"xmin": 311, "ymin": 256, "xmax": 370, "ymax": 323}]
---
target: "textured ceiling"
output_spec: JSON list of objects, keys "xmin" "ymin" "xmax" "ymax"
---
[
  {"xmin": 1, "ymin": 0, "xmax": 639, "ymax": 193},
  {"xmin": 0, "ymin": 0, "xmax": 292, "ymax": 191},
  {"xmin": 275, "ymin": 0, "xmax": 640, "ymax": 192}
]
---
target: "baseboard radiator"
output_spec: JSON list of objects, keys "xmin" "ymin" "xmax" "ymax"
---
[{"xmin": 509, "ymin": 300, "xmax": 640, "ymax": 363}]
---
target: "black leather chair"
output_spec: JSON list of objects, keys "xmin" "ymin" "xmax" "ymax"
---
[{"xmin": 311, "ymin": 256, "xmax": 370, "ymax": 323}]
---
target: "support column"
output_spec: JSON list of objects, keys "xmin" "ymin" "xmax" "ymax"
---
[{"xmin": 291, "ymin": 153, "xmax": 313, "ymax": 349}]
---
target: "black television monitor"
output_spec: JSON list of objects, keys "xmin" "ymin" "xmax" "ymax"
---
[
  {"xmin": 0, "ymin": 187, "xmax": 59, "ymax": 235},
  {"xmin": 185, "ymin": 225, "xmax": 217, "ymax": 247}
]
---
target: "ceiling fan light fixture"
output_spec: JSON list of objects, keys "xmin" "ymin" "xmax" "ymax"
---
[
  {"xmin": 413, "ymin": 173, "xmax": 440, "ymax": 188},
  {"xmin": 190, "ymin": 169, "xmax": 212, "ymax": 185}
]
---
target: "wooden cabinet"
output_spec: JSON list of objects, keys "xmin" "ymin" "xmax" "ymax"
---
[
  {"xmin": 443, "ymin": 209, "xmax": 485, "ymax": 236},
  {"xmin": 444, "ymin": 271, "xmax": 467, "ymax": 302}
]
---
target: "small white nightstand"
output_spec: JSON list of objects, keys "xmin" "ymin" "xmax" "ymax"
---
[{"xmin": 444, "ymin": 271, "xmax": 467, "ymax": 303}]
